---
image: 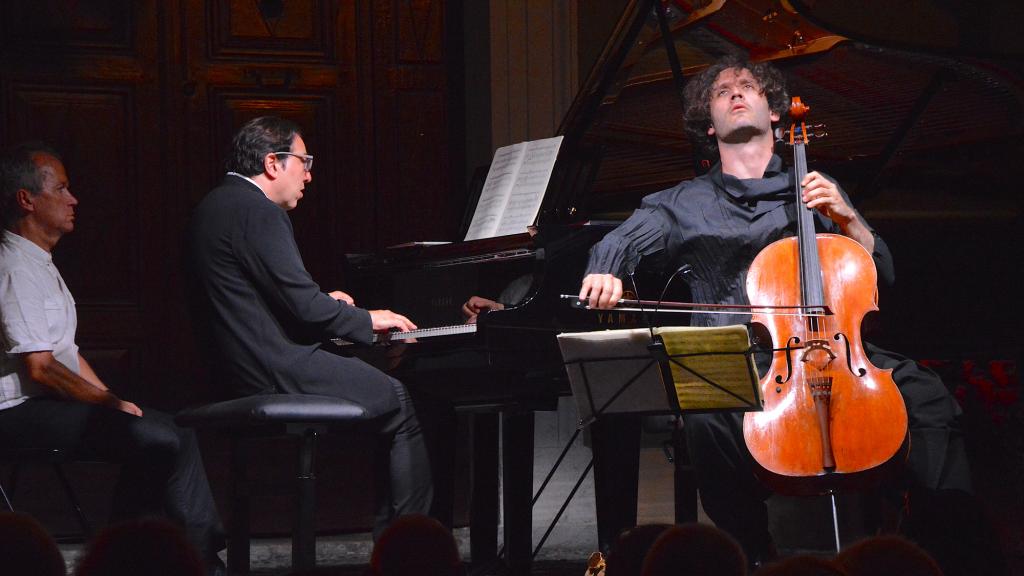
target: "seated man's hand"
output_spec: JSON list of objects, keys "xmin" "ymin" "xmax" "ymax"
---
[
  {"xmin": 328, "ymin": 290, "xmax": 355, "ymax": 306},
  {"xmin": 462, "ymin": 296, "xmax": 504, "ymax": 324},
  {"xmin": 116, "ymin": 400, "xmax": 143, "ymax": 417},
  {"xmin": 369, "ymin": 309, "xmax": 417, "ymax": 333},
  {"xmin": 579, "ymin": 273, "xmax": 623, "ymax": 310}
]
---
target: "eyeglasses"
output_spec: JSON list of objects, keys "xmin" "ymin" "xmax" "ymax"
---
[{"xmin": 273, "ymin": 151, "xmax": 314, "ymax": 172}]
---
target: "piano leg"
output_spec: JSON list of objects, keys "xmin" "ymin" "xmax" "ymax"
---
[
  {"xmin": 502, "ymin": 410, "xmax": 535, "ymax": 573},
  {"xmin": 469, "ymin": 412, "xmax": 500, "ymax": 568},
  {"xmin": 432, "ymin": 406, "xmax": 458, "ymax": 529},
  {"xmin": 591, "ymin": 415, "xmax": 641, "ymax": 554}
]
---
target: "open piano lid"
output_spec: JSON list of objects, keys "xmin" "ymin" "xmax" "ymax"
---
[
  {"xmin": 543, "ymin": 0, "xmax": 1023, "ymax": 227},
  {"xmin": 358, "ymin": 0, "xmax": 1021, "ymax": 264}
]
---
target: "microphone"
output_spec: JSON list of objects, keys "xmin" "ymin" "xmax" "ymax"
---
[
  {"xmin": 630, "ymin": 264, "xmax": 693, "ymax": 363},
  {"xmin": 654, "ymin": 264, "xmax": 693, "ymax": 319},
  {"xmin": 627, "ymin": 272, "xmax": 657, "ymax": 343}
]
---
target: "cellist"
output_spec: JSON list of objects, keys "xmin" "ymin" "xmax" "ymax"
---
[{"xmin": 578, "ymin": 55, "xmax": 975, "ymax": 571}]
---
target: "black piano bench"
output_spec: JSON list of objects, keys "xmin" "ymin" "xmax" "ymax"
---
[{"xmin": 175, "ymin": 394, "xmax": 383, "ymax": 575}]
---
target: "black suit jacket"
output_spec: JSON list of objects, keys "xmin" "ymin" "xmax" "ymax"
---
[{"xmin": 186, "ymin": 175, "xmax": 398, "ymax": 416}]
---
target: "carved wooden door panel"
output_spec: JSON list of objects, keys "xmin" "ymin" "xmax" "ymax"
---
[{"xmin": 368, "ymin": 0, "xmax": 459, "ymax": 246}]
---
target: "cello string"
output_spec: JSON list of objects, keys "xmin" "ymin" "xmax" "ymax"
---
[{"xmin": 795, "ymin": 119, "xmax": 834, "ymax": 469}]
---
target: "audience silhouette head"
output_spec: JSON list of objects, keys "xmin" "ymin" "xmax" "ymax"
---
[
  {"xmin": 0, "ymin": 511, "xmax": 65, "ymax": 576},
  {"xmin": 369, "ymin": 514, "xmax": 463, "ymax": 576},
  {"xmin": 604, "ymin": 523, "xmax": 672, "ymax": 576},
  {"xmin": 753, "ymin": 554, "xmax": 849, "ymax": 575},
  {"xmin": 74, "ymin": 517, "xmax": 205, "ymax": 576},
  {"xmin": 639, "ymin": 522, "xmax": 746, "ymax": 576},
  {"xmin": 836, "ymin": 535, "xmax": 943, "ymax": 576}
]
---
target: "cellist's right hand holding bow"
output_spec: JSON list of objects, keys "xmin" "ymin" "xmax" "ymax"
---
[{"xmin": 579, "ymin": 273, "xmax": 623, "ymax": 310}]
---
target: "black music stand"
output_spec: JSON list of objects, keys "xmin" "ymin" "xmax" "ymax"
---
[
  {"xmin": 557, "ymin": 325, "xmax": 761, "ymax": 426},
  {"xmin": 554, "ymin": 326, "xmax": 761, "ymax": 551}
]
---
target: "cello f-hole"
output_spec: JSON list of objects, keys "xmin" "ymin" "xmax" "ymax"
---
[
  {"xmin": 774, "ymin": 336, "xmax": 801, "ymax": 384},
  {"xmin": 835, "ymin": 332, "xmax": 868, "ymax": 377}
]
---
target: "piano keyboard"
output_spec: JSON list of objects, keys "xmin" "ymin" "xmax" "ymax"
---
[{"xmin": 332, "ymin": 323, "xmax": 477, "ymax": 346}]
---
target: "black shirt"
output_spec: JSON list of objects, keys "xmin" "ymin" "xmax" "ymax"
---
[{"xmin": 585, "ymin": 154, "xmax": 894, "ymax": 328}]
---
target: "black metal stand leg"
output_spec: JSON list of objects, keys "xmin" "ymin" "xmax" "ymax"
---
[
  {"xmin": 591, "ymin": 415, "xmax": 641, "ymax": 554},
  {"xmin": 53, "ymin": 463, "xmax": 92, "ymax": 536},
  {"xmin": 1, "ymin": 465, "xmax": 16, "ymax": 511},
  {"xmin": 672, "ymin": 423, "xmax": 698, "ymax": 523},
  {"xmin": 470, "ymin": 412, "xmax": 500, "ymax": 569},
  {"xmin": 0, "ymin": 483, "xmax": 10, "ymax": 511},
  {"xmin": 293, "ymin": 429, "xmax": 317, "ymax": 571},
  {"xmin": 502, "ymin": 410, "xmax": 534, "ymax": 573},
  {"xmin": 228, "ymin": 437, "xmax": 250, "ymax": 575}
]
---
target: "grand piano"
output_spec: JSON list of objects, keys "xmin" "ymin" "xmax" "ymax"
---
[{"xmin": 342, "ymin": 0, "xmax": 1023, "ymax": 572}]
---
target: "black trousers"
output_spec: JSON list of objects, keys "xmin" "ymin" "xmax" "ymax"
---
[
  {"xmin": 683, "ymin": 341, "xmax": 972, "ymax": 560},
  {"xmin": 368, "ymin": 376, "xmax": 435, "ymax": 538},
  {"xmin": 279, "ymin": 369, "xmax": 433, "ymax": 538},
  {"xmin": 0, "ymin": 397, "xmax": 223, "ymax": 562}
]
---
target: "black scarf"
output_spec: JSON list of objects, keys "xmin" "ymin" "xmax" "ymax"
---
[{"xmin": 710, "ymin": 154, "xmax": 794, "ymax": 206}]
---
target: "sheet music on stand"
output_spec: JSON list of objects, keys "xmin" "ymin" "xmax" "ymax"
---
[
  {"xmin": 557, "ymin": 326, "xmax": 762, "ymax": 427},
  {"xmin": 463, "ymin": 136, "xmax": 563, "ymax": 241}
]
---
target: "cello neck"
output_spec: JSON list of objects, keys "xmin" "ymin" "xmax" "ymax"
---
[{"xmin": 789, "ymin": 97, "xmax": 826, "ymax": 314}]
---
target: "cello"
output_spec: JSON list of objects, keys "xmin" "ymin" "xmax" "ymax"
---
[{"xmin": 741, "ymin": 97, "xmax": 908, "ymax": 496}]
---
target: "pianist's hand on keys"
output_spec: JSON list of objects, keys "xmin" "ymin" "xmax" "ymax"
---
[{"xmin": 369, "ymin": 309, "xmax": 417, "ymax": 333}]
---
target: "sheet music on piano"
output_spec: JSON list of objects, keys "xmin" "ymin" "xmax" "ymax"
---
[{"xmin": 463, "ymin": 136, "xmax": 563, "ymax": 241}]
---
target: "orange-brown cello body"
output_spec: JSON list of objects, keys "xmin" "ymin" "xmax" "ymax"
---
[
  {"xmin": 741, "ymin": 97, "xmax": 907, "ymax": 495},
  {"xmin": 742, "ymin": 234, "xmax": 907, "ymax": 494}
]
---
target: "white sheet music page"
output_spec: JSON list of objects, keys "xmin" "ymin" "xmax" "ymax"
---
[
  {"xmin": 492, "ymin": 136, "xmax": 563, "ymax": 237},
  {"xmin": 463, "ymin": 136, "xmax": 563, "ymax": 241},
  {"xmin": 463, "ymin": 142, "xmax": 526, "ymax": 241}
]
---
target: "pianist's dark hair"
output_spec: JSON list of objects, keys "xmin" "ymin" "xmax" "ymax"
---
[
  {"xmin": 682, "ymin": 54, "xmax": 789, "ymax": 155},
  {"xmin": 225, "ymin": 116, "xmax": 303, "ymax": 177},
  {"xmin": 0, "ymin": 142, "xmax": 62, "ymax": 229}
]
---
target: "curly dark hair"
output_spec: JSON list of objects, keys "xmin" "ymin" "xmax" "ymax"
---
[
  {"xmin": 682, "ymin": 55, "xmax": 789, "ymax": 155},
  {"xmin": 0, "ymin": 141, "xmax": 62, "ymax": 229},
  {"xmin": 225, "ymin": 116, "xmax": 302, "ymax": 176}
]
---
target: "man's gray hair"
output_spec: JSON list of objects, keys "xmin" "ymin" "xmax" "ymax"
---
[{"xmin": 0, "ymin": 142, "xmax": 62, "ymax": 229}]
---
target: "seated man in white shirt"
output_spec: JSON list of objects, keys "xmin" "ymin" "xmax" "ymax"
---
[{"xmin": 0, "ymin": 142, "xmax": 223, "ymax": 575}]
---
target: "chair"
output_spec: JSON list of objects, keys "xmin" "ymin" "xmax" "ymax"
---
[
  {"xmin": 175, "ymin": 393, "xmax": 383, "ymax": 575},
  {"xmin": 0, "ymin": 448, "xmax": 93, "ymax": 540}
]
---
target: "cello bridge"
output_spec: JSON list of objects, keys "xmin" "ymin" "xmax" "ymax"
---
[{"xmin": 801, "ymin": 338, "xmax": 837, "ymax": 372}]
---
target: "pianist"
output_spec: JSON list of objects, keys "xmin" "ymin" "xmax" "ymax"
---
[
  {"xmin": 186, "ymin": 116, "xmax": 433, "ymax": 536},
  {"xmin": 578, "ymin": 56, "xmax": 978, "ymax": 570}
]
